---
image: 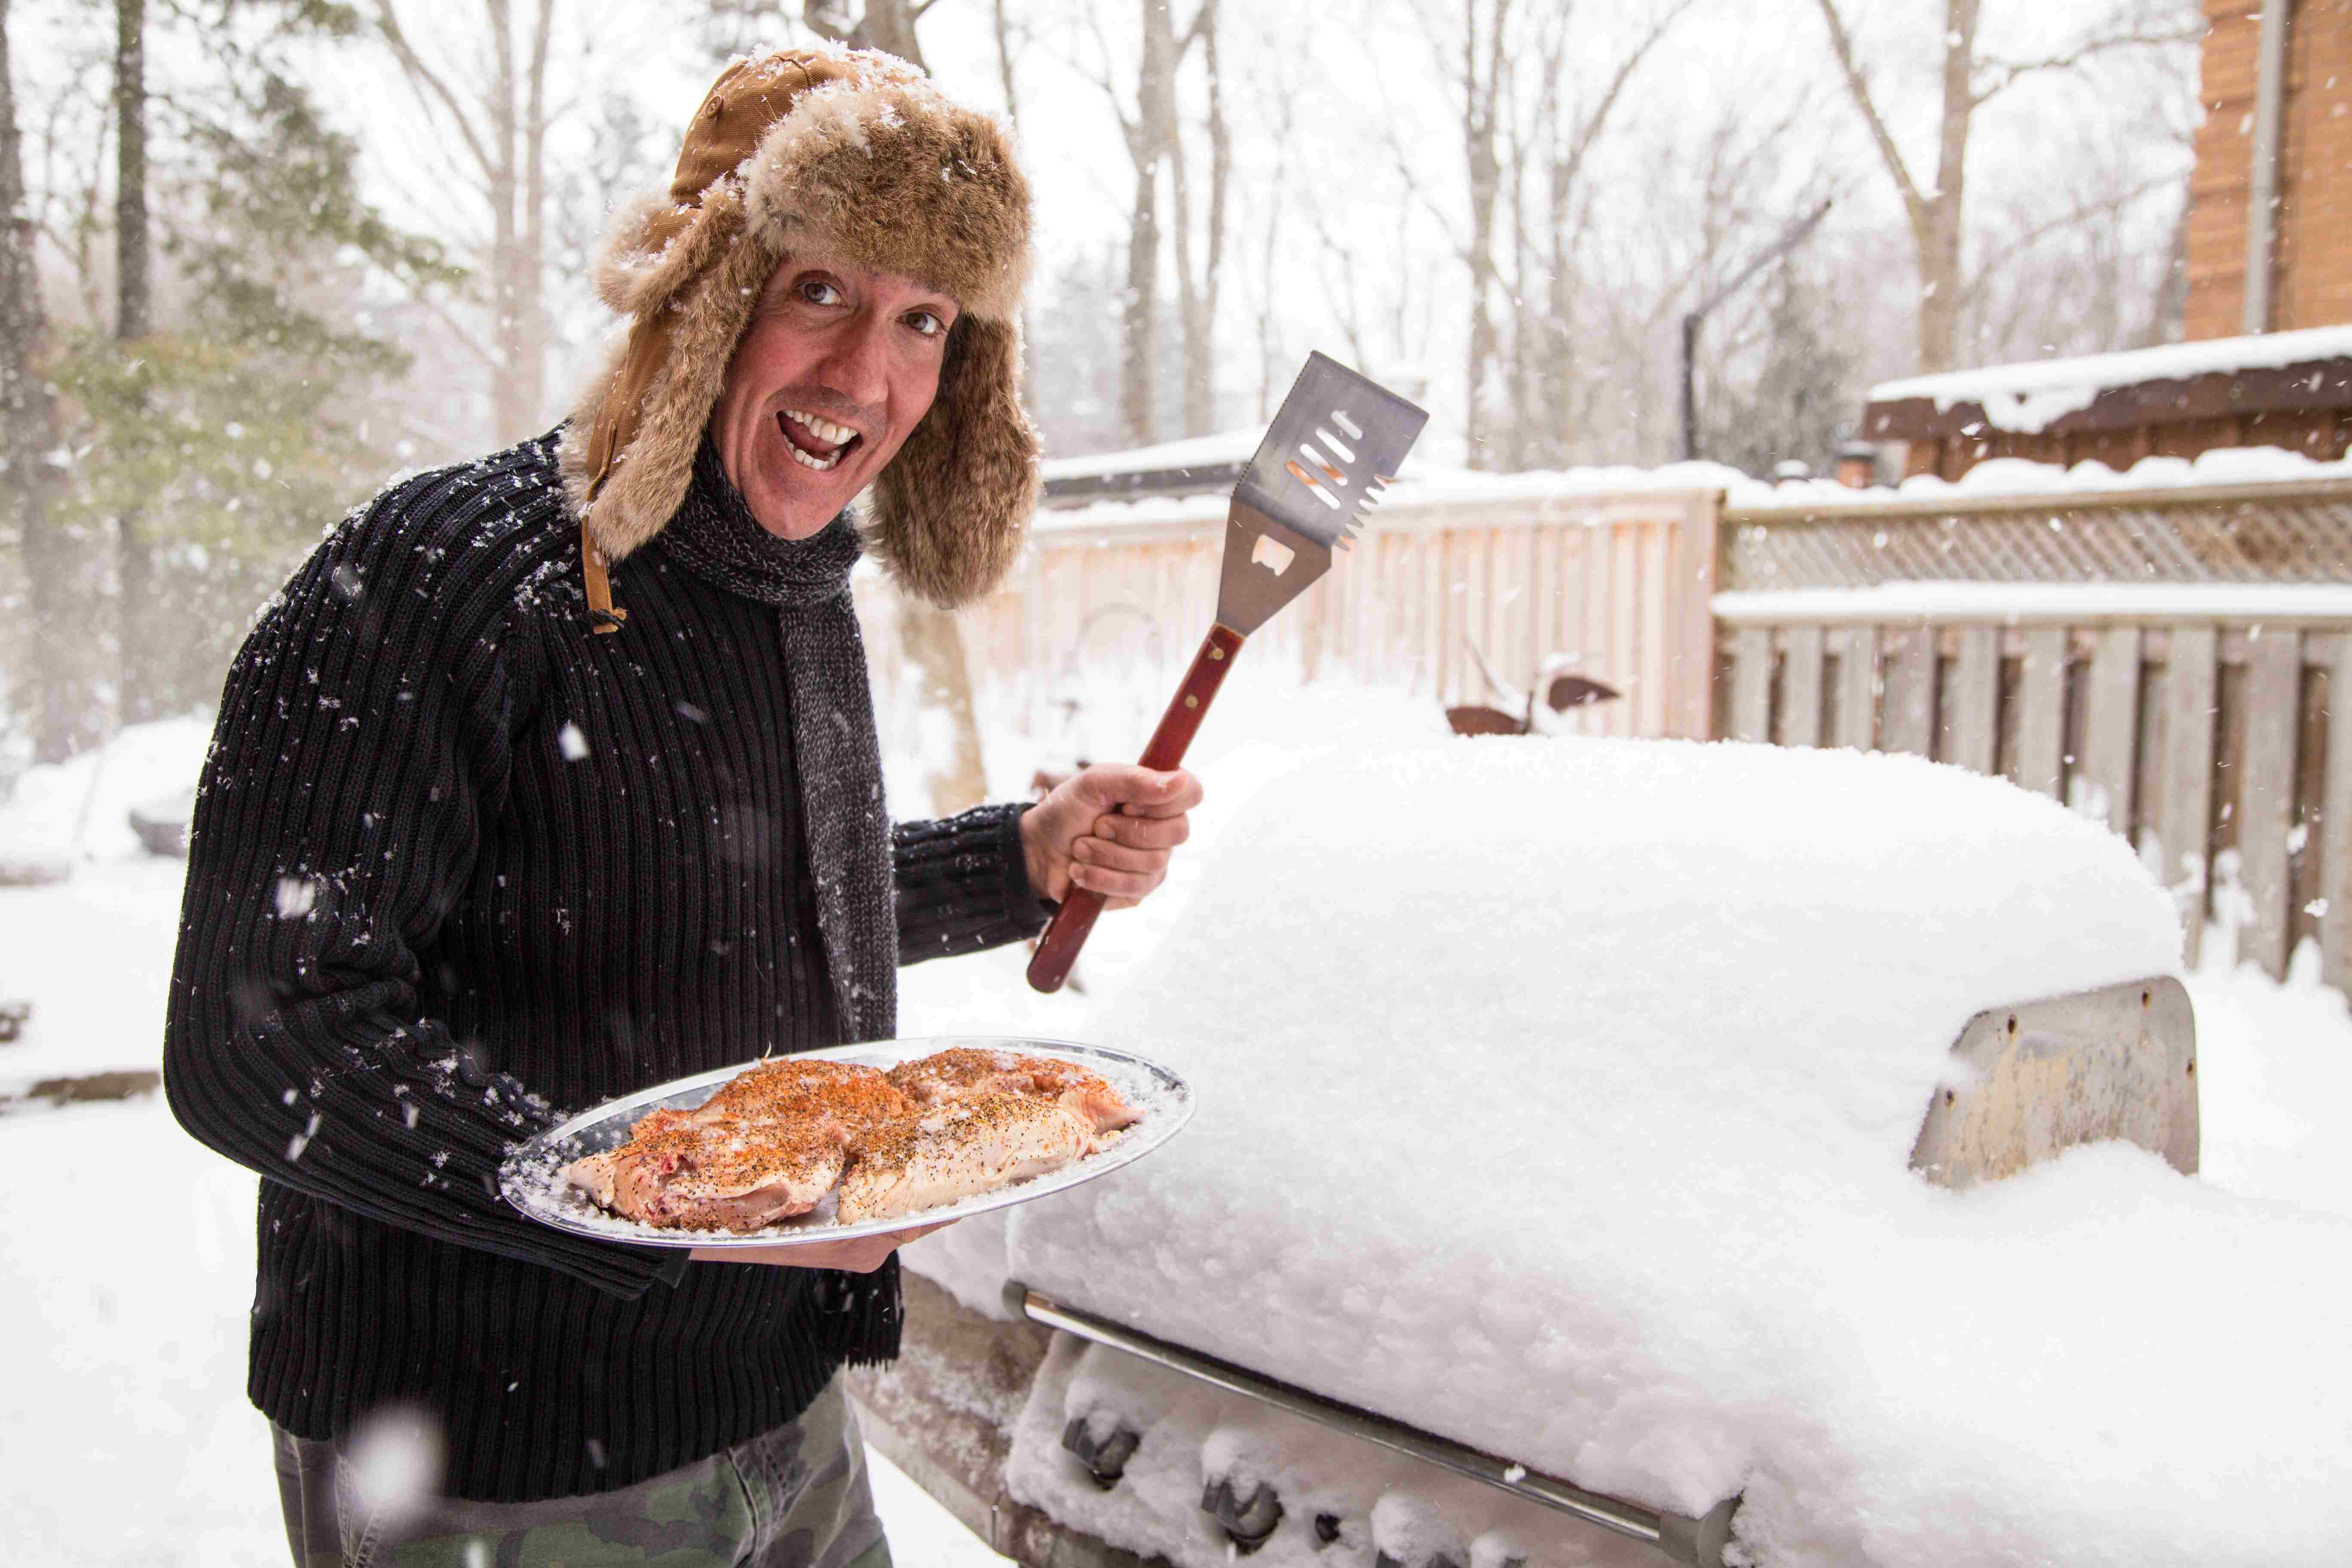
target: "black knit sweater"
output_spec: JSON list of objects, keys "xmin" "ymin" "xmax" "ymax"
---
[{"xmin": 162, "ymin": 431, "xmax": 1048, "ymax": 1502}]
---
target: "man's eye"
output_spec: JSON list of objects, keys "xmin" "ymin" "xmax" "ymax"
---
[
  {"xmin": 798, "ymin": 280, "xmax": 842, "ymax": 306},
  {"xmin": 905, "ymin": 311, "xmax": 944, "ymax": 337}
]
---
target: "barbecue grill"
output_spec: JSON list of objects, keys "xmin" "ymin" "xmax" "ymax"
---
[{"xmin": 851, "ymin": 732, "xmax": 2214, "ymax": 1566}]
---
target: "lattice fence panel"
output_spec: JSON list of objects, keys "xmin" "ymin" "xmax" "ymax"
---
[{"xmin": 1724, "ymin": 484, "xmax": 2352, "ymax": 590}]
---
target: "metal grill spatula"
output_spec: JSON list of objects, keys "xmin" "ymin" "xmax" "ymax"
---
[{"xmin": 1026, "ymin": 352, "xmax": 1430, "ymax": 993}]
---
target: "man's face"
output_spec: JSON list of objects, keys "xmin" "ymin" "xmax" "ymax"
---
[{"xmin": 709, "ymin": 262, "xmax": 961, "ymax": 539}]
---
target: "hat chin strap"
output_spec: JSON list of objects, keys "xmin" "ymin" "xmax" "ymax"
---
[{"xmin": 581, "ymin": 520, "xmax": 627, "ymax": 634}]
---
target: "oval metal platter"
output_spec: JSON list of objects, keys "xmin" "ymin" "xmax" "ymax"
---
[{"xmin": 499, "ymin": 1035, "xmax": 1193, "ymax": 1250}]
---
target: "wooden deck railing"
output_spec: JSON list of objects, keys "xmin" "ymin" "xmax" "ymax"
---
[
  {"xmin": 950, "ymin": 488, "xmax": 1724, "ymax": 743},
  {"xmin": 866, "ymin": 474, "xmax": 2352, "ymax": 985}
]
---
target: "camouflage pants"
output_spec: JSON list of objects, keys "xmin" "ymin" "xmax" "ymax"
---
[{"xmin": 270, "ymin": 1379, "xmax": 891, "ymax": 1568}]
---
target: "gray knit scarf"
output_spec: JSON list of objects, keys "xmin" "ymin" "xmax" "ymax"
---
[{"xmin": 656, "ymin": 438, "xmax": 897, "ymax": 1043}]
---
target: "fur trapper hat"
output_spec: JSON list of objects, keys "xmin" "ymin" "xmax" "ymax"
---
[{"xmin": 558, "ymin": 46, "xmax": 1037, "ymax": 617}]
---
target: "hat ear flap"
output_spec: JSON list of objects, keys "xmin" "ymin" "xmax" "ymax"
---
[{"xmin": 867, "ymin": 314, "xmax": 1038, "ymax": 608}]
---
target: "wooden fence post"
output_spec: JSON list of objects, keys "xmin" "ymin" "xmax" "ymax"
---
[
  {"xmin": 2081, "ymin": 629, "xmax": 2142, "ymax": 832},
  {"xmin": 1730, "ymin": 628, "xmax": 1772, "ymax": 743},
  {"xmin": 2325, "ymin": 638, "xmax": 2352, "ymax": 989},
  {"xmin": 1777, "ymin": 625, "xmax": 1825, "ymax": 747},
  {"xmin": 2242, "ymin": 628, "xmax": 2305, "ymax": 978},
  {"xmin": 2014, "ymin": 628, "xmax": 2068, "ymax": 797},
  {"xmin": 1944, "ymin": 627, "xmax": 2000, "ymax": 775},
  {"xmin": 2160, "ymin": 626, "xmax": 2219, "ymax": 969},
  {"xmin": 1882, "ymin": 629, "xmax": 1936, "ymax": 756},
  {"xmin": 1833, "ymin": 626, "xmax": 1878, "ymax": 750}
]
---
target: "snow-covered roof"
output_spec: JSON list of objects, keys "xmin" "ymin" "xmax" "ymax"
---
[
  {"xmin": 1866, "ymin": 325, "xmax": 2352, "ymax": 434},
  {"xmin": 910, "ymin": 738, "xmax": 2352, "ymax": 1561},
  {"xmin": 1026, "ymin": 444, "xmax": 2352, "ymax": 536},
  {"xmin": 1039, "ymin": 428, "xmax": 1260, "ymax": 482}
]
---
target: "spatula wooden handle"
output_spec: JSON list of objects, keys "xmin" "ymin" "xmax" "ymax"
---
[{"xmin": 1026, "ymin": 625, "xmax": 1245, "ymax": 993}]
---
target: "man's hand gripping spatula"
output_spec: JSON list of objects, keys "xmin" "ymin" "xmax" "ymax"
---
[{"xmin": 1026, "ymin": 352, "xmax": 1429, "ymax": 993}]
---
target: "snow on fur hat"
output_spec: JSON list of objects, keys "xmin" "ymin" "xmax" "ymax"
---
[{"xmin": 557, "ymin": 46, "xmax": 1036, "ymax": 620}]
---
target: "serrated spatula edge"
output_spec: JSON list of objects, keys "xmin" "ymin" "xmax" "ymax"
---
[{"xmin": 1236, "ymin": 351, "xmax": 1430, "ymax": 549}]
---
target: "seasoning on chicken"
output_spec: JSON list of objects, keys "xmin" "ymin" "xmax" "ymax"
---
[
  {"xmin": 690, "ymin": 1057, "xmax": 914, "ymax": 1135},
  {"xmin": 836, "ymin": 1091, "xmax": 1102, "ymax": 1224},
  {"xmin": 564, "ymin": 1060, "xmax": 913, "ymax": 1231},
  {"xmin": 563, "ymin": 1049, "xmax": 1138, "ymax": 1232},
  {"xmin": 885, "ymin": 1047, "xmax": 1141, "ymax": 1134}
]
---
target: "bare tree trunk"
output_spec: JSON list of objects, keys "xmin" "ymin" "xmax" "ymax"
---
[
  {"xmin": 4, "ymin": 0, "xmax": 95, "ymax": 761},
  {"xmin": 114, "ymin": 0, "xmax": 156, "ymax": 725},
  {"xmin": 1156, "ymin": 0, "xmax": 1200, "ymax": 438},
  {"xmin": 520, "ymin": 0, "xmax": 552, "ymax": 438},
  {"xmin": 1120, "ymin": 0, "xmax": 1174, "ymax": 449},
  {"xmin": 1920, "ymin": 0, "xmax": 1977, "ymax": 371},
  {"xmin": 485, "ymin": 0, "xmax": 527, "ymax": 442},
  {"xmin": 989, "ymin": 0, "xmax": 1032, "ymax": 406},
  {"xmin": 1162, "ymin": 0, "xmax": 1223, "ymax": 437},
  {"xmin": 113, "ymin": 0, "xmax": 147, "ymax": 341},
  {"xmin": 1815, "ymin": 0, "xmax": 1972, "ymax": 374},
  {"xmin": 1196, "ymin": 0, "xmax": 1227, "ymax": 434},
  {"xmin": 375, "ymin": 0, "xmax": 557, "ymax": 445},
  {"xmin": 1458, "ymin": 0, "xmax": 1510, "ymax": 469},
  {"xmin": 1252, "ymin": 58, "xmax": 1299, "ymax": 420},
  {"xmin": 815, "ymin": 0, "xmax": 925, "ymax": 66},
  {"xmin": 1520, "ymin": 0, "xmax": 1689, "ymax": 469}
]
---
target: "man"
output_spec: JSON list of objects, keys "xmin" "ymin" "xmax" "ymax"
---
[{"xmin": 163, "ymin": 46, "xmax": 1199, "ymax": 1567}]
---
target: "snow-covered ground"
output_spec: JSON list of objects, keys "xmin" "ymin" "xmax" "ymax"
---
[{"xmin": 5, "ymin": 692, "xmax": 2352, "ymax": 1565}]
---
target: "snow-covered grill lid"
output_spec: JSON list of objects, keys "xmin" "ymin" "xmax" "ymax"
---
[{"xmin": 908, "ymin": 739, "xmax": 2352, "ymax": 1563}]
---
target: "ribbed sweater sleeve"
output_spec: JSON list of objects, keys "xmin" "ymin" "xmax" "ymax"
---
[
  {"xmin": 892, "ymin": 802, "xmax": 1052, "ymax": 965},
  {"xmin": 162, "ymin": 468, "xmax": 680, "ymax": 1298}
]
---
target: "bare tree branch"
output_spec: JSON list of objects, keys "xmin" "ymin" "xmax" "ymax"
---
[
  {"xmin": 373, "ymin": 0, "xmax": 494, "ymax": 182},
  {"xmin": 1972, "ymin": 26, "xmax": 2201, "ymax": 106},
  {"xmin": 1812, "ymin": 0, "xmax": 1924, "ymax": 228},
  {"xmin": 1958, "ymin": 170, "xmax": 2176, "ymax": 305}
]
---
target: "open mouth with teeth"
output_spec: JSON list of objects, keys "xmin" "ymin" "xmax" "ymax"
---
[{"xmin": 777, "ymin": 408, "xmax": 864, "ymax": 474}]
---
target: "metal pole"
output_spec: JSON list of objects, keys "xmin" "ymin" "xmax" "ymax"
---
[
  {"xmin": 1680, "ymin": 313, "xmax": 1701, "ymax": 462},
  {"xmin": 2244, "ymin": 0, "xmax": 2291, "ymax": 334},
  {"xmin": 1008, "ymin": 1283, "xmax": 1740, "ymax": 1567}
]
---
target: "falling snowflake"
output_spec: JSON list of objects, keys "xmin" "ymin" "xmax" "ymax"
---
[{"xmin": 275, "ymin": 876, "xmax": 317, "ymax": 918}]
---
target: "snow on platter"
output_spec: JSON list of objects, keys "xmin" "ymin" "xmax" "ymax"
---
[{"xmin": 499, "ymin": 1036, "xmax": 1192, "ymax": 1249}]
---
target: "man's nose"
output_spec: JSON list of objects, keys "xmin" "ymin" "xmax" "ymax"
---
[{"xmin": 815, "ymin": 311, "xmax": 892, "ymax": 410}]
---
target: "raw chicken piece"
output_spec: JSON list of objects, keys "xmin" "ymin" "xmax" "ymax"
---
[
  {"xmin": 886, "ymin": 1048, "xmax": 1140, "ymax": 1134},
  {"xmin": 564, "ymin": 1060, "xmax": 913, "ymax": 1231},
  {"xmin": 836, "ymin": 1091, "xmax": 1103, "ymax": 1224},
  {"xmin": 565, "ymin": 1117, "xmax": 846, "ymax": 1232}
]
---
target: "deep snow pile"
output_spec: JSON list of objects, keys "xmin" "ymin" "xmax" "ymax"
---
[{"xmin": 937, "ymin": 739, "xmax": 2352, "ymax": 1566}]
